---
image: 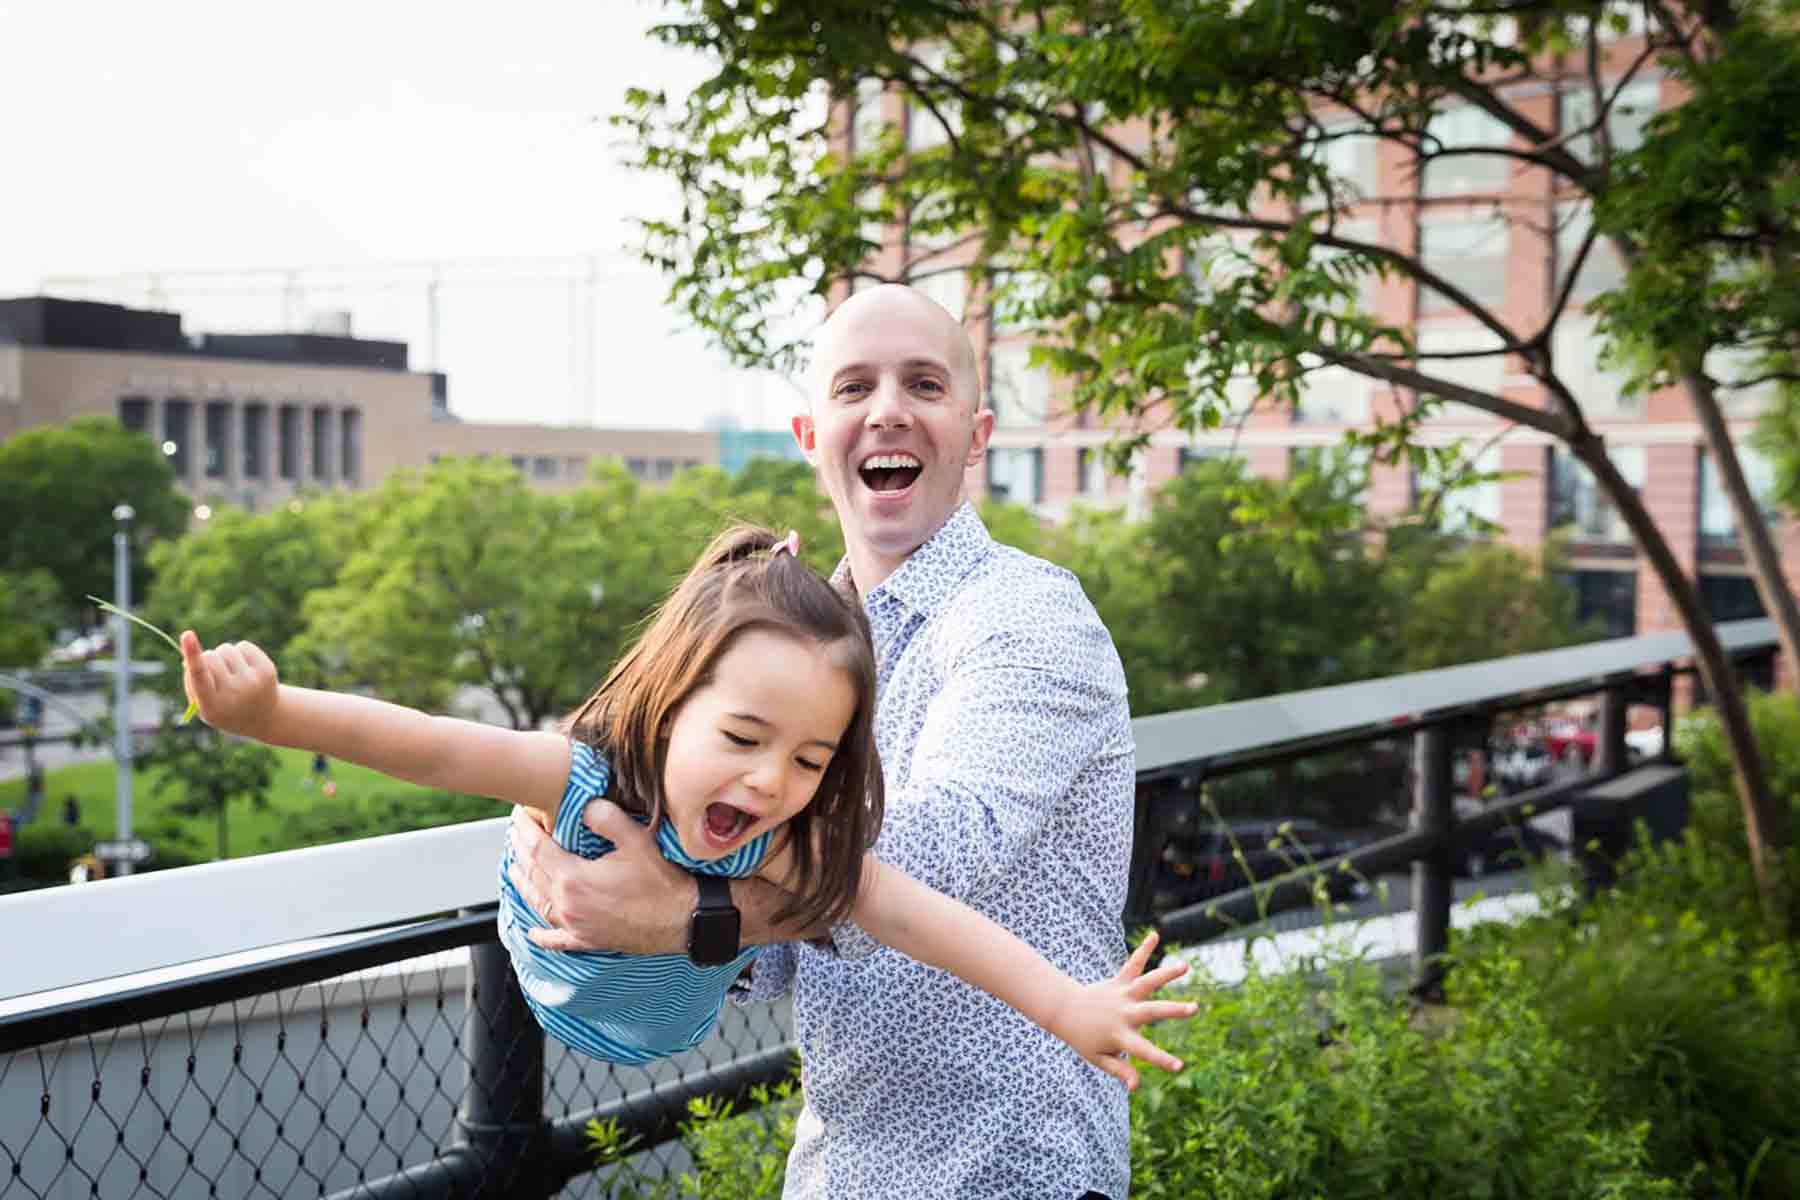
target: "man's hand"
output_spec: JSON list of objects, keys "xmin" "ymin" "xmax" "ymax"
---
[
  {"xmin": 1054, "ymin": 930, "xmax": 1199, "ymax": 1092},
  {"xmin": 505, "ymin": 800, "xmax": 693, "ymax": 955}
]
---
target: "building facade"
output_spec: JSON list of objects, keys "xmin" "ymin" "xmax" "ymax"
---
[
  {"xmin": 0, "ymin": 297, "xmax": 722, "ymax": 510},
  {"xmin": 838, "ymin": 22, "xmax": 1796, "ymax": 644}
]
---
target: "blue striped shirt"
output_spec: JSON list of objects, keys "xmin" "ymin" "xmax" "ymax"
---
[{"xmin": 496, "ymin": 740, "xmax": 770, "ymax": 1064}]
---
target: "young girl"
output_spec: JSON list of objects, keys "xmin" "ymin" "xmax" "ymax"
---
[{"xmin": 178, "ymin": 525, "xmax": 1195, "ymax": 1089}]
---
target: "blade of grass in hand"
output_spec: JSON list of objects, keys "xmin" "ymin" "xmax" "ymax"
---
[{"xmin": 87, "ymin": 595, "xmax": 201, "ymax": 724}]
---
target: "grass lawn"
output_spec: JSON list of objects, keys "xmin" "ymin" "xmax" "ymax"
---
[{"xmin": 0, "ymin": 748, "xmax": 462, "ymax": 860}]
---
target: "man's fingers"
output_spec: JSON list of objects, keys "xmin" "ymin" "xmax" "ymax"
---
[{"xmin": 527, "ymin": 926, "xmax": 587, "ymax": 953}]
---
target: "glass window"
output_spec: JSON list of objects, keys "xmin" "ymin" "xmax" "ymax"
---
[
  {"xmin": 564, "ymin": 455, "xmax": 586, "ymax": 479},
  {"xmin": 851, "ymin": 76, "xmax": 889, "ymax": 154},
  {"xmin": 1551, "ymin": 316, "xmax": 1639, "ymax": 418},
  {"xmin": 1315, "ymin": 218, "xmax": 1380, "ymax": 315},
  {"xmin": 163, "ymin": 399, "xmax": 192, "ymax": 478},
  {"xmin": 986, "ymin": 447, "xmax": 1042, "ymax": 507},
  {"xmin": 510, "ymin": 455, "xmax": 528, "ymax": 473},
  {"xmin": 1419, "ymin": 214, "xmax": 1509, "ymax": 312},
  {"xmin": 654, "ymin": 457, "xmax": 675, "ymax": 481},
  {"xmin": 1180, "ymin": 446, "xmax": 1234, "ymax": 473},
  {"xmin": 340, "ymin": 408, "xmax": 362, "ymax": 484},
  {"xmin": 989, "ymin": 271, "xmax": 1049, "ymax": 337},
  {"xmin": 1554, "ymin": 201, "xmax": 1626, "ymax": 305},
  {"xmin": 912, "ymin": 267, "xmax": 966, "ymax": 321},
  {"xmin": 532, "ymin": 454, "xmax": 557, "ymax": 480},
  {"xmin": 1309, "ymin": 121, "xmax": 1379, "ymax": 201},
  {"xmin": 1706, "ymin": 344, "xmax": 1783, "ymax": 419},
  {"xmin": 278, "ymin": 404, "xmax": 301, "ymax": 481},
  {"xmin": 626, "ymin": 457, "xmax": 648, "ymax": 479},
  {"xmin": 1423, "ymin": 106, "xmax": 1514, "ymax": 196},
  {"xmin": 1549, "ymin": 445, "xmax": 1646, "ymax": 543},
  {"xmin": 907, "ymin": 189, "xmax": 958, "ymax": 256},
  {"xmin": 1293, "ymin": 357, "xmax": 1372, "ymax": 424},
  {"xmin": 311, "ymin": 407, "xmax": 332, "ymax": 481},
  {"xmin": 1698, "ymin": 446, "xmax": 1781, "ymax": 546},
  {"xmin": 1077, "ymin": 447, "xmax": 1108, "ymax": 495},
  {"xmin": 1560, "ymin": 78, "xmax": 1661, "ymax": 165},
  {"xmin": 204, "ymin": 401, "xmax": 230, "ymax": 479},
  {"xmin": 118, "ymin": 396, "xmax": 150, "ymax": 435},
  {"xmin": 1561, "ymin": 568, "xmax": 1638, "ymax": 638},
  {"xmin": 1415, "ymin": 321, "xmax": 1508, "ymax": 412},
  {"xmin": 987, "ymin": 341, "xmax": 1053, "ymax": 427},
  {"xmin": 907, "ymin": 45, "xmax": 959, "ymax": 153},
  {"xmin": 1184, "ymin": 227, "xmax": 1258, "ymax": 302},
  {"xmin": 242, "ymin": 403, "xmax": 266, "ymax": 480},
  {"xmin": 1439, "ymin": 444, "xmax": 1503, "ymax": 532},
  {"xmin": 1699, "ymin": 574, "xmax": 1767, "ymax": 623}
]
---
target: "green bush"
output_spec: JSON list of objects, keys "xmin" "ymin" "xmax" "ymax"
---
[
  {"xmin": 258, "ymin": 789, "xmax": 501, "ymax": 853},
  {"xmin": 1673, "ymin": 690, "xmax": 1800, "ymax": 877},
  {"xmin": 1454, "ymin": 832, "xmax": 1800, "ymax": 1198}
]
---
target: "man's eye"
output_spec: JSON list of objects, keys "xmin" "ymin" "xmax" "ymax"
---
[
  {"xmin": 912, "ymin": 377, "xmax": 945, "ymax": 396},
  {"xmin": 835, "ymin": 381, "xmax": 869, "ymax": 399},
  {"xmin": 722, "ymin": 731, "xmax": 755, "ymax": 748}
]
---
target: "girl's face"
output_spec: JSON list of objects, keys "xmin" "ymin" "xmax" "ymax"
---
[{"xmin": 661, "ymin": 627, "xmax": 858, "ymax": 861}]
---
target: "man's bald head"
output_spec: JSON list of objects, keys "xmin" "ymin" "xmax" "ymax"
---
[{"xmin": 808, "ymin": 284, "xmax": 982, "ymax": 413}]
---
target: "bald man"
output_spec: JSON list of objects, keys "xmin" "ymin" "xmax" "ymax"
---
[{"xmin": 509, "ymin": 286, "xmax": 1137, "ymax": 1199}]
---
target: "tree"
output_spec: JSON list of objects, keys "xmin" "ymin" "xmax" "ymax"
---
[
  {"xmin": 139, "ymin": 729, "xmax": 278, "ymax": 861},
  {"xmin": 290, "ymin": 458, "xmax": 640, "ymax": 731},
  {"xmin": 142, "ymin": 492, "xmax": 358, "ymax": 694},
  {"xmin": 0, "ymin": 418, "xmax": 190, "ymax": 623},
  {"xmin": 0, "ymin": 569, "xmax": 60, "ymax": 669},
  {"xmin": 1401, "ymin": 540, "xmax": 1593, "ymax": 673},
  {"xmin": 622, "ymin": 0, "xmax": 1793, "ymax": 928}
]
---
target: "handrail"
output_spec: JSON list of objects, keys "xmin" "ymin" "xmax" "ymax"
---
[{"xmin": 2, "ymin": 617, "xmax": 1777, "ymax": 1006}]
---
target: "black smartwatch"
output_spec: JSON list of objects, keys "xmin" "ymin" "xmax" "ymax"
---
[{"xmin": 687, "ymin": 873, "xmax": 741, "ymax": 966}]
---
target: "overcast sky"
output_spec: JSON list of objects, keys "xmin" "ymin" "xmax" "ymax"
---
[{"xmin": 0, "ymin": 1, "xmax": 806, "ymax": 430}]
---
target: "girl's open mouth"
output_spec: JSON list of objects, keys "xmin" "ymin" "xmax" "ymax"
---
[{"xmin": 702, "ymin": 802, "xmax": 754, "ymax": 850}]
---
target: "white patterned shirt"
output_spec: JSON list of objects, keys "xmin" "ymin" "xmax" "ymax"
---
[{"xmin": 742, "ymin": 502, "xmax": 1137, "ymax": 1199}]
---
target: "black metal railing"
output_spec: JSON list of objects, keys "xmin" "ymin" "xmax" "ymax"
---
[{"xmin": 2, "ymin": 618, "xmax": 1779, "ymax": 1197}]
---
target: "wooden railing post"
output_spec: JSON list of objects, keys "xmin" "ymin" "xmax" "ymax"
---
[{"xmin": 1410, "ymin": 723, "xmax": 1454, "ymax": 999}]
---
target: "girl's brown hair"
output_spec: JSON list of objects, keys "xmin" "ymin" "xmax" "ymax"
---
[{"xmin": 561, "ymin": 524, "xmax": 884, "ymax": 930}]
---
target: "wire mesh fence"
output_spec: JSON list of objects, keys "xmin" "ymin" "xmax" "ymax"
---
[{"xmin": 1, "ymin": 925, "xmax": 794, "ymax": 1199}]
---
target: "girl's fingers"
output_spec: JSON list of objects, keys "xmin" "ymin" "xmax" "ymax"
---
[
  {"xmin": 1092, "ymin": 1053, "xmax": 1140, "ymax": 1092},
  {"xmin": 1119, "ymin": 1033, "xmax": 1183, "ymax": 1074},
  {"xmin": 1119, "ymin": 930, "xmax": 1159, "ymax": 980},
  {"xmin": 1128, "ymin": 958, "xmax": 1190, "ymax": 999},
  {"xmin": 1133, "ymin": 1000, "xmax": 1200, "ymax": 1024}
]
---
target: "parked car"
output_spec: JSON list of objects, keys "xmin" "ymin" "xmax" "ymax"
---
[
  {"xmin": 1541, "ymin": 716, "xmax": 1598, "ymax": 766},
  {"xmin": 1490, "ymin": 739, "xmax": 1553, "ymax": 794}
]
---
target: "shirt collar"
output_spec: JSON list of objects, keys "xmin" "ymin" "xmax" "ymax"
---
[{"xmin": 832, "ymin": 502, "xmax": 993, "ymax": 618}]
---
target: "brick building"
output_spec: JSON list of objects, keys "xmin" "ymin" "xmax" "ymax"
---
[{"xmin": 838, "ymin": 21, "xmax": 1795, "ymax": 643}]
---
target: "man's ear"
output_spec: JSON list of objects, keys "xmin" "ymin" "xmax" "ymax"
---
[
  {"xmin": 964, "ymin": 407, "xmax": 996, "ymax": 467},
  {"xmin": 792, "ymin": 412, "xmax": 819, "ymax": 464}
]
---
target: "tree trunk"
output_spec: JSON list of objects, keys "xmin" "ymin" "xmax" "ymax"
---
[
  {"xmin": 1684, "ymin": 370, "xmax": 1800, "ymax": 694},
  {"xmin": 1578, "ymin": 436, "xmax": 1793, "ymax": 934}
]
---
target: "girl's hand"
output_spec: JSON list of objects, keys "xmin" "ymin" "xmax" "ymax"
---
[
  {"xmin": 179, "ymin": 630, "xmax": 281, "ymax": 739},
  {"xmin": 1055, "ymin": 930, "xmax": 1199, "ymax": 1092}
]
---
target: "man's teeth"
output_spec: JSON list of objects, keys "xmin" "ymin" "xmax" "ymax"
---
[{"xmin": 863, "ymin": 454, "xmax": 921, "ymax": 469}]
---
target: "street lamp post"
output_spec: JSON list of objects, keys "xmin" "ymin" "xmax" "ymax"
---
[{"xmin": 111, "ymin": 504, "xmax": 136, "ymax": 876}]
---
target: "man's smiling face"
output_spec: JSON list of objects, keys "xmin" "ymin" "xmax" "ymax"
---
[{"xmin": 793, "ymin": 286, "xmax": 992, "ymax": 591}]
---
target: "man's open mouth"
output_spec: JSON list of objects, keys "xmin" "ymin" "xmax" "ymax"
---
[
  {"xmin": 703, "ymin": 802, "xmax": 755, "ymax": 847},
  {"xmin": 859, "ymin": 453, "xmax": 922, "ymax": 494}
]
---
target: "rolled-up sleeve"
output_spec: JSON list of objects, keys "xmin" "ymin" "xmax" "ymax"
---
[
  {"xmin": 732, "ymin": 940, "xmax": 797, "ymax": 1005},
  {"xmin": 878, "ymin": 593, "xmax": 1125, "ymax": 905}
]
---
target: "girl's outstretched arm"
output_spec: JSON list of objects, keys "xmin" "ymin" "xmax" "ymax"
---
[
  {"xmin": 759, "ymin": 845, "xmax": 1197, "ymax": 1090},
  {"xmin": 179, "ymin": 631, "xmax": 570, "ymax": 818}
]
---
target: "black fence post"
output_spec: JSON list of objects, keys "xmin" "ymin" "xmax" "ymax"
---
[
  {"xmin": 1410, "ymin": 723, "xmax": 1454, "ymax": 999},
  {"xmin": 1595, "ymin": 682, "xmax": 1628, "ymax": 776},
  {"xmin": 457, "ymin": 926, "xmax": 550, "ymax": 1198}
]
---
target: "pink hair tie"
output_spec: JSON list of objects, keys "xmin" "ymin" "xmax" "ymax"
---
[{"xmin": 772, "ymin": 530, "xmax": 801, "ymax": 559}]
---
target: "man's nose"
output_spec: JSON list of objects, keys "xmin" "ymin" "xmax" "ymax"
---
[{"xmin": 864, "ymin": 378, "xmax": 912, "ymax": 429}]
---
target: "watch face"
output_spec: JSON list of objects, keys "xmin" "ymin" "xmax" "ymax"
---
[{"xmin": 689, "ymin": 908, "xmax": 742, "ymax": 967}]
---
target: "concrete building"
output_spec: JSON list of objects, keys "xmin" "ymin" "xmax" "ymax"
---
[
  {"xmin": 0, "ymin": 297, "xmax": 720, "ymax": 509},
  {"xmin": 837, "ymin": 23, "xmax": 1796, "ymax": 643}
]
